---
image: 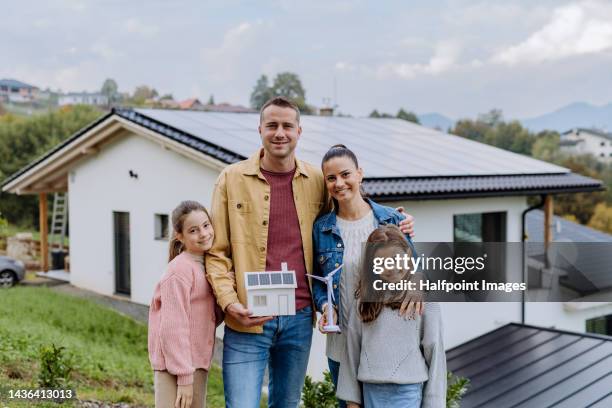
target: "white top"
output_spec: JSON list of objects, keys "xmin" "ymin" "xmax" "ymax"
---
[{"xmin": 326, "ymin": 210, "xmax": 376, "ymax": 362}]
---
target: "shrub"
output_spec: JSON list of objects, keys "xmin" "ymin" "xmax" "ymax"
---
[
  {"xmin": 447, "ymin": 371, "xmax": 470, "ymax": 408},
  {"xmin": 301, "ymin": 371, "xmax": 338, "ymax": 408},
  {"xmin": 38, "ymin": 344, "xmax": 73, "ymax": 388}
]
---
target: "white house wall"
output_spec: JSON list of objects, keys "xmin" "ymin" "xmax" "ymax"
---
[
  {"xmin": 68, "ymin": 132, "xmax": 219, "ymax": 305},
  {"xmin": 388, "ymin": 196, "xmax": 526, "ymax": 348}
]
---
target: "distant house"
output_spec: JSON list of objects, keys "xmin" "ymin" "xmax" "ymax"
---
[
  {"xmin": 2, "ymin": 107, "xmax": 606, "ymax": 379},
  {"xmin": 203, "ymin": 102, "xmax": 256, "ymax": 113},
  {"xmin": 0, "ymin": 78, "xmax": 39, "ymax": 103},
  {"xmin": 244, "ymin": 263, "xmax": 297, "ymax": 316},
  {"xmin": 178, "ymin": 98, "xmax": 205, "ymax": 110},
  {"xmin": 560, "ymin": 128, "xmax": 612, "ymax": 163},
  {"xmin": 158, "ymin": 98, "xmax": 180, "ymax": 109},
  {"xmin": 447, "ymin": 323, "xmax": 612, "ymax": 407},
  {"xmin": 58, "ymin": 92, "xmax": 108, "ymax": 107}
]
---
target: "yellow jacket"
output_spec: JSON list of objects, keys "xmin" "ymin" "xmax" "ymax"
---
[{"xmin": 205, "ymin": 149, "xmax": 325, "ymax": 333}]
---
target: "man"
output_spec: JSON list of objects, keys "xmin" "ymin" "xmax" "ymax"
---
[{"xmin": 206, "ymin": 96, "xmax": 414, "ymax": 407}]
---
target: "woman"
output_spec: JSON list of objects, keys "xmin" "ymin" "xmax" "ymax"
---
[{"xmin": 312, "ymin": 144, "xmax": 423, "ymax": 407}]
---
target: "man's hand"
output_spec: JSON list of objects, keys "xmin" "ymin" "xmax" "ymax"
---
[
  {"xmin": 175, "ymin": 384, "xmax": 193, "ymax": 408},
  {"xmin": 317, "ymin": 303, "xmax": 338, "ymax": 333},
  {"xmin": 396, "ymin": 207, "xmax": 415, "ymax": 238},
  {"xmin": 226, "ymin": 302, "xmax": 273, "ymax": 327},
  {"xmin": 347, "ymin": 403, "xmax": 360, "ymax": 408}
]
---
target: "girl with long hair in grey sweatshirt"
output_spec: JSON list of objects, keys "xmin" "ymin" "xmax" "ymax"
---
[{"xmin": 337, "ymin": 225, "xmax": 446, "ymax": 408}]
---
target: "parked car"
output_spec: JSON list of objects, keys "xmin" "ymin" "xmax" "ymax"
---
[{"xmin": 0, "ymin": 256, "xmax": 25, "ymax": 288}]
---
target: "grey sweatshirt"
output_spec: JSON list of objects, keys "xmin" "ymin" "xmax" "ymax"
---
[{"xmin": 337, "ymin": 302, "xmax": 446, "ymax": 407}]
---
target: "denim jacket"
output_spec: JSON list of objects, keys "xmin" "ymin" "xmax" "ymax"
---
[{"xmin": 311, "ymin": 198, "xmax": 416, "ymax": 315}]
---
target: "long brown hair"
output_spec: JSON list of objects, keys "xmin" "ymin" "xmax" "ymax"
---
[
  {"xmin": 357, "ymin": 224, "xmax": 414, "ymax": 323},
  {"xmin": 320, "ymin": 144, "xmax": 368, "ymax": 215},
  {"xmin": 168, "ymin": 200, "xmax": 211, "ymax": 262}
]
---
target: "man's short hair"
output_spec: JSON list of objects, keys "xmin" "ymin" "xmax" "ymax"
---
[{"xmin": 259, "ymin": 96, "xmax": 301, "ymax": 124}]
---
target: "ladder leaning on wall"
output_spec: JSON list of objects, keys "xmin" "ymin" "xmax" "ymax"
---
[{"xmin": 49, "ymin": 192, "xmax": 68, "ymax": 252}]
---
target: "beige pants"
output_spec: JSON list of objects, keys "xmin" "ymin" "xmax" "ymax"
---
[{"xmin": 154, "ymin": 369, "xmax": 208, "ymax": 408}]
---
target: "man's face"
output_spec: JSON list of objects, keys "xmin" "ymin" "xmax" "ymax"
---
[{"xmin": 258, "ymin": 105, "xmax": 302, "ymax": 160}]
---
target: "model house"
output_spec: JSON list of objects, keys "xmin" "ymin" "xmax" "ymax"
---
[
  {"xmin": 560, "ymin": 128, "xmax": 612, "ymax": 163},
  {"xmin": 2, "ymin": 107, "xmax": 608, "ymax": 379},
  {"xmin": 244, "ymin": 262, "xmax": 297, "ymax": 316}
]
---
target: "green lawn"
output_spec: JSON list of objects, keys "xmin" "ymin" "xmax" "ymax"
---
[{"xmin": 0, "ymin": 286, "xmax": 226, "ymax": 407}]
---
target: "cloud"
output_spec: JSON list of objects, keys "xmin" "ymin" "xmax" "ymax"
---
[
  {"xmin": 124, "ymin": 17, "xmax": 159, "ymax": 37},
  {"xmin": 492, "ymin": 0, "xmax": 612, "ymax": 65},
  {"xmin": 90, "ymin": 42, "xmax": 121, "ymax": 59},
  {"xmin": 374, "ymin": 42, "xmax": 462, "ymax": 79},
  {"xmin": 200, "ymin": 21, "xmax": 264, "ymax": 82}
]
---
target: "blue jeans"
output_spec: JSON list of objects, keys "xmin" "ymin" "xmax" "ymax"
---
[
  {"xmin": 363, "ymin": 382, "xmax": 423, "ymax": 408},
  {"xmin": 222, "ymin": 306, "xmax": 313, "ymax": 408},
  {"xmin": 328, "ymin": 358, "xmax": 347, "ymax": 408}
]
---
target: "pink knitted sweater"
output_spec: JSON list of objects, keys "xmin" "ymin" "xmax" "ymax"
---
[{"xmin": 148, "ymin": 251, "xmax": 221, "ymax": 385}]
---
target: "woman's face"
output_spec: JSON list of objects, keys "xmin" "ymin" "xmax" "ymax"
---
[
  {"xmin": 176, "ymin": 210, "xmax": 214, "ymax": 255},
  {"xmin": 322, "ymin": 156, "xmax": 364, "ymax": 205}
]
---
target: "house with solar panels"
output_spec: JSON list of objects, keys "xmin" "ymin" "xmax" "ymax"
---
[
  {"xmin": 2, "ymin": 107, "xmax": 609, "ymax": 379},
  {"xmin": 244, "ymin": 262, "xmax": 297, "ymax": 316}
]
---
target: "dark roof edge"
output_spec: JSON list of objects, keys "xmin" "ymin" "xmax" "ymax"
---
[
  {"xmin": 364, "ymin": 173, "xmax": 570, "ymax": 181},
  {"xmin": 371, "ymin": 184, "xmax": 605, "ymax": 202},
  {"xmin": 113, "ymin": 107, "xmax": 246, "ymax": 164},
  {"xmin": 1, "ymin": 110, "xmax": 115, "ymax": 188},
  {"xmin": 446, "ymin": 322, "xmax": 612, "ymax": 356},
  {"xmin": 510, "ymin": 322, "xmax": 612, "ymax": 341}
]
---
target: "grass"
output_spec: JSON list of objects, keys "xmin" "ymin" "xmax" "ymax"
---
[{"xmin": 0, "ymin": 286, "xmax": 227, "ymax": 407}]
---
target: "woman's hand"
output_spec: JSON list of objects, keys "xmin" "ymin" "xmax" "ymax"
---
[
  {"xmin": 175, "ymin": 384, "xmax": 193, "ymax": 408},
  {"xmin": 347, "ymin": 402, "xmax": 361, "ymax": 408},
  {"xmin": 318, "ymin": 303, "xmax": 338, "ymax": 333}
]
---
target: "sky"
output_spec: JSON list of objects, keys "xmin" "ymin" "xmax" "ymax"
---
[{"xmin": 3, "ymin": 0, "xmax": 612, "ymax": 120}]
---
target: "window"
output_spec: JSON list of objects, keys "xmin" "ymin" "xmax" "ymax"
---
[
  {"xmin": 601, "ymin": 153, "xmax": 605, "ymax": 157},
  {"xmin": 586, "ymin": 314, "xmax": 612, "ymax": 336},
  {"xmin": 254, "ymin": 295, "xmax": 267, "ymax": 306},
  {"xmin": 601, "ymin": 141, "xmax": 606, "ymax": 147},
  {"xmin": 453, "ymin": 212, "xmax": 507, "ymax": 242},
  {"xmin": 154, "ymin": 214, "xmax": 169, "ymax": 240}
]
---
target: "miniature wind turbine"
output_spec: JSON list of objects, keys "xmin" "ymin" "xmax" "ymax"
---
[{"xmin": 306, "ymin": 264, "xmax": 343, "ymax": 333}]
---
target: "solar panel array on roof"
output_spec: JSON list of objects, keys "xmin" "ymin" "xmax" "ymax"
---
[
  {"xmin": 447, "ymin": 323, "xmax": 612, "ymax": 408},
  {"xmin": 135, "ymin": 109, "xmax": 569, "ymax": 178},
  {"xmin": 245, "ymin": 272, "xmax": 296, "ymax": 287}
]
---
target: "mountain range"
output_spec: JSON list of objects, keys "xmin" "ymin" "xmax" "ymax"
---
[{"xmin": 417, "ymin": 102, "xmax": 612, "ymax": 134}]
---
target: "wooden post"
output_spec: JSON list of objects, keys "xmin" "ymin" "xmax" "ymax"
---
[
  {"xmin": 544, "ymin": 195, "xmax": 553, "ymax": 248},
  {"xmin": 39, "ymin": 193, "xmax": 49, "ymax": 272}
]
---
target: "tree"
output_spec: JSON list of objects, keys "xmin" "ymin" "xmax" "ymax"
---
[
  {"xmin": 159, "ymin": 93, "xmax": 174, "ymax": 100},
  {"xmin": 250, "ymin": 75, "xmax": 274, "ymax": 110},
  {"xmin": 478, "ymin": 109, "xmax": 503, "ymax": 127},
  {"xmin": 0, "ymin": 105, "xmax": 103, "ymax": 226},
  {"xmin": 451, "ymin": 119, "xmax": 489, "ymax": 143},
  {"xmin": 100, "ymin": 78, "xmax": 120, "ymax": 106},
  {"xmin": 271, "ymin": 72, "xmax": 309, "ymax": 112},
  {"xmin": 131, "ymin": 85, "xmax": 158, "ymax": 104},
  {"xmin": 207, "ymin": 94, "xmax": 215, "ymax": 105},
  {"xmin": 369, "ymin": 110, "xmax": 381, "ymax": 118},
  {"xmin": 396, "ymin": 108, "xmax": 420, "ymax": 124},
  {"xmin": 588, "ymin": 203, "xmax": 612, "ymax": 233},
  {"xmin": 554, "ymin": 156, "xmax": 605, "ymax": 224},
  {"xmin": 532, "ymin": 131, "xmax": 561, "ymax": 162}
]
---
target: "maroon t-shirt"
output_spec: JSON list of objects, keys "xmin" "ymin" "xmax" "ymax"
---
[{"xmin": 261, "ymin": 167, "xmax": 311, "ymax": 310}]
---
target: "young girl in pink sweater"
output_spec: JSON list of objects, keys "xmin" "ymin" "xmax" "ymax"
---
[{"xmin": 148, "ymin": 201, "xmax": 222, "ymax": 408}]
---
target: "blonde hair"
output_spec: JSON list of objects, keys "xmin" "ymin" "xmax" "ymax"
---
[{"xmin": 168, "ymin": 201, "xmax": 211, "ymax": 262}]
